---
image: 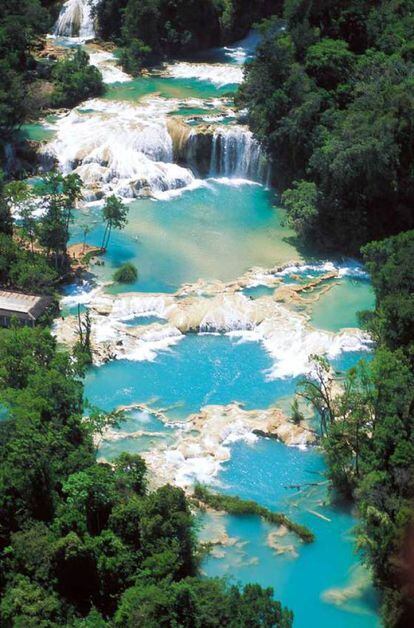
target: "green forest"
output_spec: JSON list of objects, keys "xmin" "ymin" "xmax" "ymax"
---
[
  {"xmin": 239, "ymin": 1, "xmax": 414, "ymax": 625},
  {"xmin": 1, "ymin": 0, "xmax": 414, "ymax": 626}
]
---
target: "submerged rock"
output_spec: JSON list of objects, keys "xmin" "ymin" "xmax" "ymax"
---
[{"xmin": 267, "ymin": 530, "xmax": 299, "ymax": 558}]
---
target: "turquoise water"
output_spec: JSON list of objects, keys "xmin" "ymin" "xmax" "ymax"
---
[
  {"xmin": 18, "ymin": 123, "xmax": 55, "ymax": 142},
  {"xmin": 202, "ymin": 438, "xmax": 379, "ymax": 627},
  {"xmin": 84, "ymin": 342, "xmax": 378, "ymax": 628},
  {"xmin": 71, "ymin": 182, "xmax": 298, "ymax": 292},
  {"xmin": 85, "ymin": 334, "xmax": 298, "ymax": 419},
  {"xmin": 105, "ymin": 75, "xmax": 236, "ymax": 101},
  {"xmin": 98, "ymin": 408, "xmax": 175, "ymax": 460},
  {"xmin": 53, "ymin": 29, "xmax": 380, "ymax": 627},
  {"xmin": 312, "ymin": 277, "xmax": 375, "ymax": 332},
  {"xmin": 202, "ymin": 440, "xmax": 379, "ymax": 627}
]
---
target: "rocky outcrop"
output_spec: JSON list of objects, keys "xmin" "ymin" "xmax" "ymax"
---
[
  {"xmin": 54, "ymin": 264, "xmax": 371, "ymax": 376},
  {"xmin": 101, "ymin": 402, "xmax": 316, "ymax": 489},
  {"xmin": 167, "ymin": 117, "xmax": 192, "ymax": 163}
]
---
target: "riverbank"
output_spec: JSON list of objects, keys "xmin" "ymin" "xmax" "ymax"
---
[{"xmin": 21, "ymin": 13, "xmax": 379, "ymax": 627}]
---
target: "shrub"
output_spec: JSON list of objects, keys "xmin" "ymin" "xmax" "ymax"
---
[
  {"xmin": 113, "ymin": 263, "xmax": 138, "ymax": 283},
  {"xmin": 51, "ymin": 48, "xmax": 104, "ymax": 108}
]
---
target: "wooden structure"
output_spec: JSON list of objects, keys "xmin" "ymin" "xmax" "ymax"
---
[{"xmin": 0, "ymin": 291, "xmax": 52, "ymax": 327}]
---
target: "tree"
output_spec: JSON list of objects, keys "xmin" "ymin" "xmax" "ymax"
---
[
  {"xmin": 113, "ymin": 262, "xmax": 138, "ymax": 283},
  {"xmin": 290, "ymin": 396, "xmax": 304, "ymax": 425},
  {"xmin": 83, "ymin": 407, "xmax": 124, "ymax": 452},
  {"xmin": 362, "ymin": 231, "xmax": 414, "ymax": 357},
  {"xmin": 52, "ymin": 48, "xmax": 104, "ymax": 108},
  {"xmin": 323, "ymin": 361, "xmax": 374, "ymax": 497},
  {"xmin": 37, "ymin": 172, "xmax": 82, "ymax": 270},
  {"xmin": 297, "ymin": 354, "xmax": 336, "ymax": 436},
  {"xmin": 140, "ymin": 485, "xmax": 196, "ymax": 579},
  {"xmin": 62, "ymin": 465, "xmax": 118, "ymax": 536},
  {"xmin": 0, "ymin": 575, "xmax": 63, "ymax": 626},
  {"xmin": 114, "ymin": 452, "xmax": 147, "ymax": 496},
  {"xmin": 74, "ymin": 305, "xmax": 93, "ymax": 368},
  {"xmin": 82, "ymin": 225, "xmax": 91, "ymax": 253},
  {"xmin": 305, "ymin": 38, "xmax": 354, "ymax": 90},
  {"xmin": 101, "ymin": 195, "xmax": 128, "ymax": 251},
  {"xmin": 281, "ymin": 181, "xmax": 318, "ymax": 243},
  {"xmin": 0, "ymin": 0, "xmax": 50, "ymax": 138},
  {"xmin": 0, "ymin": 172, "xmax": 15, "ymax": 235},
  {"xmin": 19, "ymin": 202, "xmax": 37, "ymax": 255}
]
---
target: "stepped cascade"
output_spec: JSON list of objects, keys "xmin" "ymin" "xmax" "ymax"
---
[
  {"xmin": 43, "ymin": 101, "xmax": 269, "ymax": 197},
  {"xmin": 27, "ymin": 26, "xmax": 379, "ymax": 626}
]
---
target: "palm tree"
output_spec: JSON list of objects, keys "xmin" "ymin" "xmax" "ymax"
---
[{"xmin": 101, "ymin": 195, "xmax": 128, "ymax": 251}]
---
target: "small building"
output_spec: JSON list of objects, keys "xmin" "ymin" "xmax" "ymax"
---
[{"xmin": 0, "ymin": 291, "xmax": 53, "ymax": 327}]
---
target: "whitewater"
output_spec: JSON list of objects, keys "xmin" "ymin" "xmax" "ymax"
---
[{"xmin": 40, "ymin": 8, "xmax": 379, "ymax": 627}]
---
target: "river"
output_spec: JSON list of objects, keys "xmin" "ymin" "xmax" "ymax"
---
[{"xmin": 29, "ymin": 5, "xmax": 381, "ymax": 625}]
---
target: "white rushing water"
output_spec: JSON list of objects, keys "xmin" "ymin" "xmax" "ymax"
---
[
  {"xmin": 53, "ymin": 0, "xmax": 99, "ymax": 40},
  {"xmin": 209, "ymin": 126, "xmax": 268, "ymax": 182},
  {"xmin": 43, "ymin": 98, "xmax": 269, "ymax": 196},
  {"xmin": 42, "ymin": 99, "xmax": 195, "ymax": 198},
  {"xmin": 87, "ymin": 50, "xmax": 131, "ymax": 83},
  {"xmin": 57, "ymin": 286, "xmax": 371, "ymax": 377},
  {"xmin": 163, "ymin": 62, "xmax": 244, "ymax": 87}
]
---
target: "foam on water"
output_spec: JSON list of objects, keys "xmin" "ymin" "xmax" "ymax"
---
[
  {"xmin": 164, "ymin": 62, "xmax": 244, "ymax": 87},
  {"xmin": 57, "ymin": 285, "xmax": 372, "ymax": 379},
  {"xmin": 42, "ymin": 98, "xmax": 195, "ymax": 198},
  {"xmin": 88, "ymin": 50, "xmax": 131, "ymax": 84},
  {"xmin": 273, "ymin": 261, "xmax": 369, "ymax": 280}
]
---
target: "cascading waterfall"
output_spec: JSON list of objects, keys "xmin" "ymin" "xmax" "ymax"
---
[
  {"xmin": 53, "ymin": 0, "xmax": 99, "ymax": 39},
  {"xmin": 209, "ymin": 126, "xmax": 268, "ymax": 182},
  {"xmin": 42, "ymin": 99, "xmax": 195, "ymax": 198},
  {"xmin": 179, "ymin": 124, "xmax": 269, "ymax": 182}
]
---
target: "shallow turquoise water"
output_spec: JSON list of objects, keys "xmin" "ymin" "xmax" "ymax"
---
[
  {"xmin": 312, "ymin": 277, "xmax": 375, "ymax": 332},
  {"xmin": 84, "ymin": 342, "xmax": 377, "ymax": 627},
  {"xmin": 105, "ymin": 75, "xmax": 236, "ymax": 102},
  {"xmin": 98, "ymin": 409, "xmax": 174, "ymax": 460},
  {"xmin": 18, "ymin": 123, "xmax": 55, "ymax": 142},
  {"xmin": 71, "ymin": 182, "xmax": 298, "ymax": 292},
  {"xmin": 202, "ymin": 438, "xmax": 379, "ymax": 628}
]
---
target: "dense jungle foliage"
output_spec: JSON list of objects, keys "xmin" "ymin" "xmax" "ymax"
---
[
  {"xmin": 298, "ymin": 232, "xmax": 414, "ymax": 626},
  {"xmin": 94, "ymin": 0, "xmax": 279, "ymax": 72},
  {"xmin": 238, "ymin": 0, "xmax": 414, "ymax": 254},
  {"xmin": 238, "ymin": 3, "xmax": 414, "ymax": 623}
]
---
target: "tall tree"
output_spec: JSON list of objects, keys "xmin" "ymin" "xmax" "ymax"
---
[{"xmin": 101, "ymin": 195, "xmax": 128, "ymax": 251}]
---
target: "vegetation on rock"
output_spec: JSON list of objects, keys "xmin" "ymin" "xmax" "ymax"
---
[
  {"xmin": 193, "ymin": 485, "xmax": 314, "ymax": 543},
  {"xmin": 113, "ymin": 262, "xmax": 138, "ymax": 284},
  {"xmin": 51, "ymin": 48, "xmax": 104, "ymax": 108}
]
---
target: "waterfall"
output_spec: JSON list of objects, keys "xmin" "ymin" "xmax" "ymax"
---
[
  {"xmin": 42, "ymin": 99, "xmax": 195, "ymax": 198},
  {"xmin": 53, "ymin": 0, "xmax": 99, "ymax": 39},
  {"xmin": 175, "ymin": 124, "xmax": 268, "ymax": 182},
  {"xmin": 209, "ymin": 126, "xmax": 268, "ymax": 182}
]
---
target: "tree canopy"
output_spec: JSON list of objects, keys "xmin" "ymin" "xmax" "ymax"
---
[{"xmin": 238, "ymin": 2, "xmax": 414, "ymax": 253}]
